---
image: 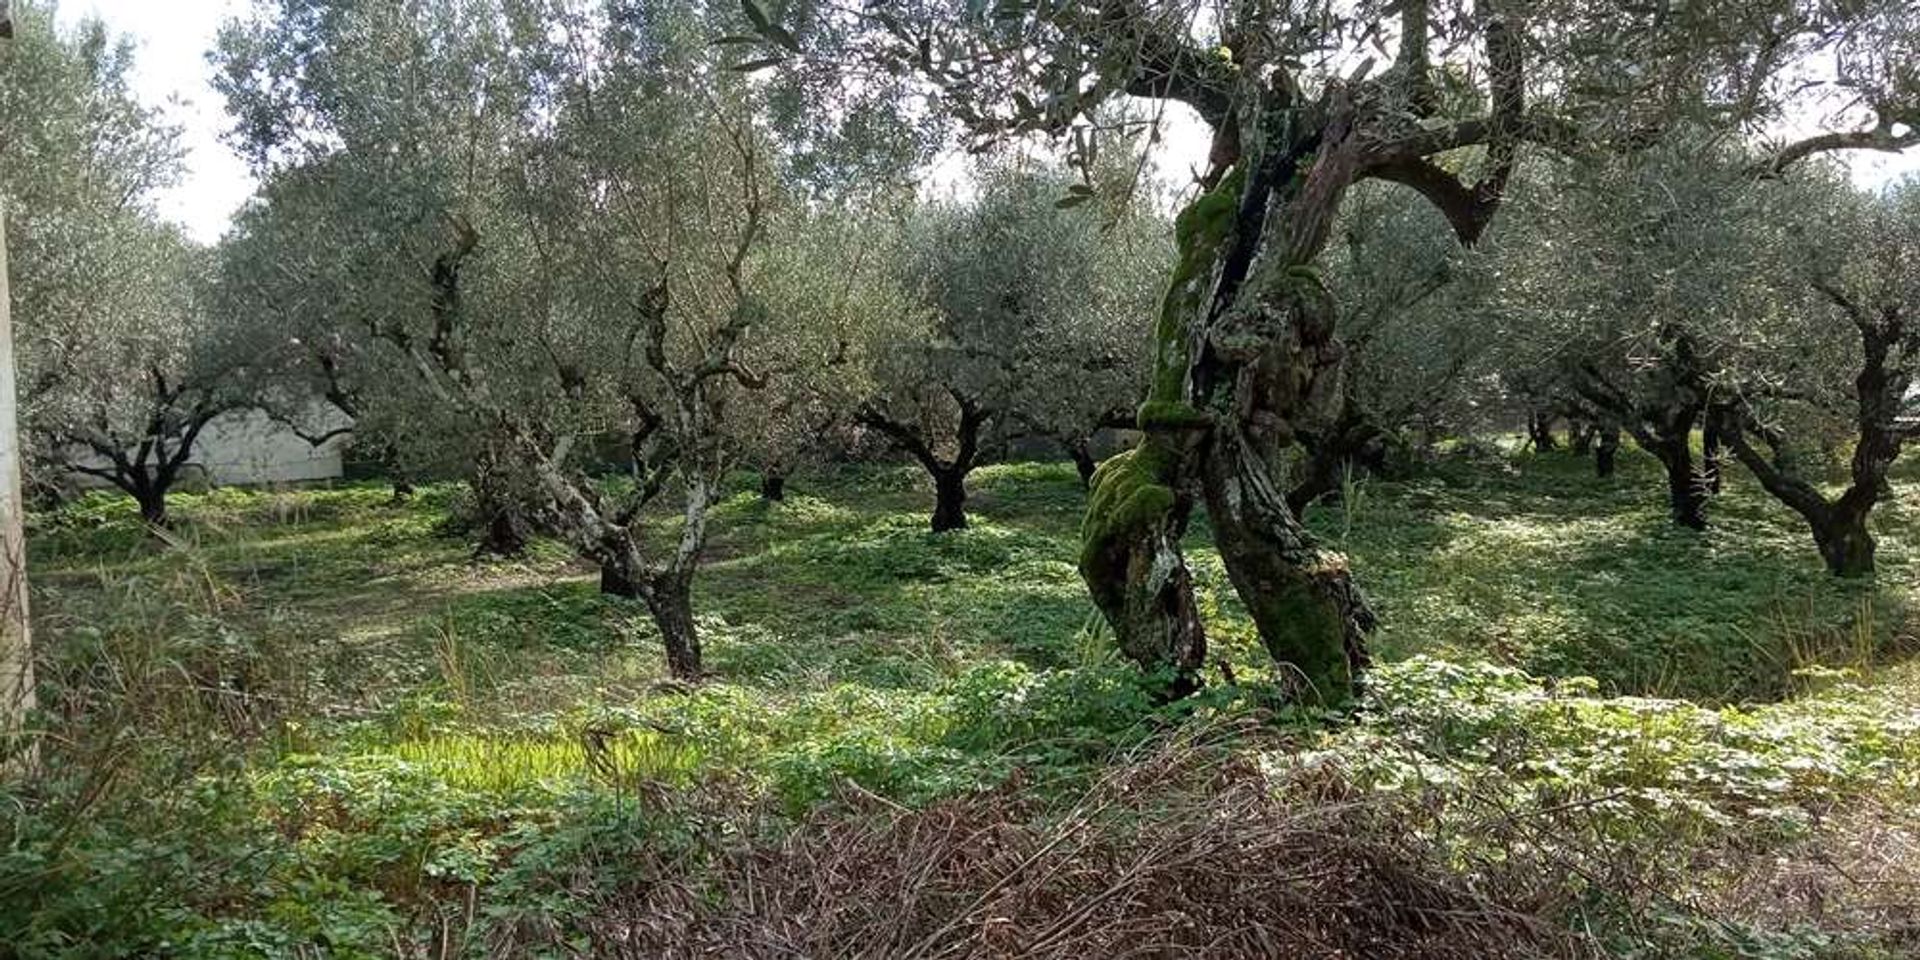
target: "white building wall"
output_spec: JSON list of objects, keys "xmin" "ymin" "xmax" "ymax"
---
[
  {"xmin": 66, "ymin": 403, "xmax": 352, "ymax": 489},
  {"xmin": 189, "ymin": 406, "xmax": 350, "ymax": 485}
]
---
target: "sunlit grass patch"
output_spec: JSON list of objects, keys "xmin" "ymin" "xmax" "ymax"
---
[{"xmin": 381, "ymin": 730, "xmax": 703, "ymax": 792}]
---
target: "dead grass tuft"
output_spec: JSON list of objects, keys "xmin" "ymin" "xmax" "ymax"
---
[{"xmin": 529, "ymin": 723, "xmax": 1592, "ymax": 959}]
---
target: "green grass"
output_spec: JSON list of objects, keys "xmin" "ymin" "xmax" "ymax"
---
[{"xmin": 10, "ymin": 445, "xmax": 1920, "ymax": 957}]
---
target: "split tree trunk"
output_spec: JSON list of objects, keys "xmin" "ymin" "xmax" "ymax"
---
[
  {"xmin": 1718, "ymin": 388, "xmax": 1896, "ymax": 582},
  {"xmin": 857, "ymin": 396, "xmax": 985, "ymax": 534},
  {"xmin": 1081, "ymin": 155, "xmax": 1376, "ymax": 704},
  {"xmin": 1203, "ymin": 430, "xmax": 1373, "ymax": 701}
]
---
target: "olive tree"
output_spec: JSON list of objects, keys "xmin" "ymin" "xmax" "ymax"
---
[
  {"xmin": 2, "ymin": 4, "xmax": 260, "ymax": 526},
  {"xmin": 1713, "ymin": 179, "xmax": 1920, "ymax": 577},
  {"xmin": 219, "ymin": 0, "xmax": 836, "ymax": 679},
  {"xmin": 856, "ymin": 164, "xmax": 1165, "ymax": 530},
  {"xmin": 728, "ymin": 207, "xmax": 910, "ymax": 503},
  {"xmin": 1490, "ymin": 143, "xmax": 1911, "ymax": 535},
  {"xmin": 1488, "ymin": 150, "xmax": 1774, "ymax": 528},
  {"xmin": 754, "ymin": 0, "xmax": 1920, "ymax": 699}
]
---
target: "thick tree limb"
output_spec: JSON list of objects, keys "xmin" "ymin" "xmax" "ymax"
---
[{"xmin": 1751, "ymin": 119, "xmax": 1920, "ymax": 178}]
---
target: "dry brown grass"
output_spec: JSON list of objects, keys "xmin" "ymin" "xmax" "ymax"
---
[
  {"xmin": 1700, "ymin": 798, "xmax": 1920, "ymax": 953},
  {"xmin": 492, "ymin": 723, "xmax": 1598, "ymax": 959}
]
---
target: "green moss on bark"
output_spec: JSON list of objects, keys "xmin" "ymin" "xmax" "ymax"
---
[
  {"xmin": 1149, "ymin": 166, "xmax": 1244, "ymax": 403},
  {"xmin": 1080, "ymin": 446, "xmax": 1178, "ymax": 576},
  {"xmin": 1250, "ymin": 573, "xmax": 1354, "ymax": 705},
  {"xmin": 1136, "ymin": 400, "xmax": 1211, "ymax": 432}
]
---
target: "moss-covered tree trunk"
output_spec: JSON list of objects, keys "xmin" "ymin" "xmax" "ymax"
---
[
  {"xmin": 1202, "ymin": 427, "xmax": 1373, "ymax": 700},
  {"xmin": 1082, "ymin": 427, "xmax": 1208, "ymax": 692},
  {"xmin": 1077, "ymin": 14, "xmax": 1523, "ymax": 701},
  {"xmin": 1081, "ymin": 139, "xmax": 1376, "ymax": 703},
  {"xmin": 1080, "ymin": 170, "xmax": 1239, "ymax": 690}
]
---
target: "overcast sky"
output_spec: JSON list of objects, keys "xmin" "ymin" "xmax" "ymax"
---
[
  {"xmin": 56, "ymin": 0, "xmax": 255, "ymax": 244},
  {"xmin": 56, "ymin": 1, "xmax": 1920, "ymax": 245}
]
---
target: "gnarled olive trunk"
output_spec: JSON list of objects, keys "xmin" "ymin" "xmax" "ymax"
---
[
  {"xmin": 858, "ymin": 394, "xmax": 986, "ymax": 534},
  {"xmin": 598, "ymin": 555, "xmax": 702, "ymax": 680},
  {"xmin": 759, "ymin": 471, "xmax": 786, "ymax": 502},
  {"xmin": 1082, "ymin": 153, "xmax": 1375, "ymax": 703},
  {"xmin": 473, "ymin": 500, "xmax": 529, "ymax": 557},
  {"xmin": 134, "ymin": 485, "xmax": 169, "ymax": 527},
  {"xmin": 647, "ymin": 578, "xmax": 701, "ymax": 680},
  {"xmin": 1651, "ymin": 434, "xmax": 1708, "ymax": 530},
  {"xmin": 1081, "ymin": 425, "xmax": 1208, "ymax": 692},
  {"xmin": 1203, "ymin": 428, "xmax": 1373, "ymax": 701},
  {"xmin": 1716, "ymin": 300, "xmax": 1911, "ymax": 581},
  {"xmin": 1594, "ymin": 423, "xmax": 1621, "ymax": 478},
  {"xmin": 930, "ymin": 467, "xmax": 968, "ymax": 532},
  {"xmin": 1812, "ymin": 506, "xmax": 1875, "ymax": 577},
  {"xmin": 1068, "ymin": 439, "xmax": 1098, "ymax": 489},
  {"xmin": 1723, "ymin": 428, "xmax": 1884, "ymax": 579}
]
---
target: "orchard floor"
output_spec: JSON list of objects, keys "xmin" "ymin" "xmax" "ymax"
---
[{"xmin": 10, "ymin": 444, "xmax": 1920, "ymax": 957}]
